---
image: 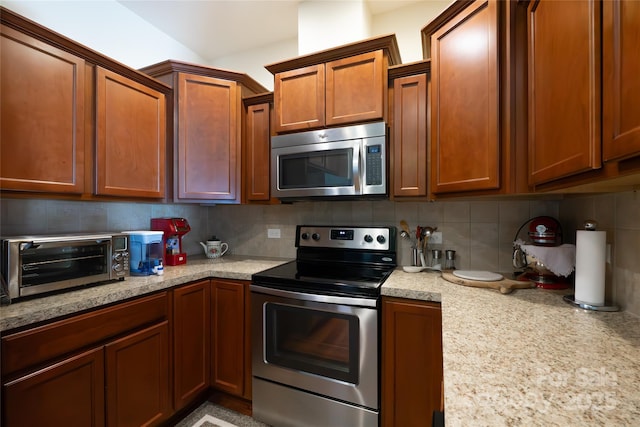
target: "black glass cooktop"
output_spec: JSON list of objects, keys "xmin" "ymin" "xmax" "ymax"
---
[{"xmin": 252, "ymin": 260, "xmax": 395, "ymax": 298}]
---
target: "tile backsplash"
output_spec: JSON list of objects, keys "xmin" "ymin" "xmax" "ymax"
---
[{"xmin": 1, "ymin": 192, "xmax": 638, "ymax": 316}]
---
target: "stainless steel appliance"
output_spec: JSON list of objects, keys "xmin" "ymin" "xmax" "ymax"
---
[
  {"xmin": 251, "ymin": 225, "xmax": 397, "ymax": 427},
  {"xmin": 1, "ymin": 233, "xmax": 129, "ymax": 300},
  {"xmin": 271, "ymin": 122, "xmax": 387, "ymax": 200}
]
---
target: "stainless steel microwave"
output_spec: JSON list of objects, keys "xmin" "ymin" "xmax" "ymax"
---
[
  {"xmin": 271, "ymin": 121, "xmax": 387, "ymax": 200},
  {"xmin": 1, "ymin": 233, "xmax": 130, "ymax": 300}
]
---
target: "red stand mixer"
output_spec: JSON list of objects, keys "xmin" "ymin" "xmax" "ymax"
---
[
  {"xmin": 512, "ymin": 216, "xmax": 573, "ymax": 289},
  {"xmin": 151, "ymin": 218, "xmax": 191, "ymax": 266}
]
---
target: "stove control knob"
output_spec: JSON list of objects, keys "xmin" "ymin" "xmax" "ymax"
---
[
  {"xmin": 377, "ymin": 235, "xmax": 386, "ymax": 244},
  {"xmin": 301, "ymin": 232, "xmax": 310, "ymax": 240},
  {"xmin": 364, "ymin": 234, "xmax": 373, "ymax": 243},
  {"xmin": 312, "ymin": 233, "xmax": 320, "ymax": 241}
]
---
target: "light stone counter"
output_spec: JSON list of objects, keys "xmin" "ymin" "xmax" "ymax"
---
[
  {"xmin": 383, "ymin": 269, "xmax": 640, "ymax": 426},
  {"xmin": 0, "ymin": 255, "xmax": 290, "ymax": 332}
]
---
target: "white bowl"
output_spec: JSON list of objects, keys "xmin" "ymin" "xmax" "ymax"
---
[{"xmin": 402, "ymin": 266, "xmax": 425, "ymax": 273}]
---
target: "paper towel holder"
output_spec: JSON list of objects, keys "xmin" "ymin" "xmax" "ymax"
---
[
  {"xmin": 563, "ymin": 220, "xmax": 619, "ymax": 312},
  {"xmin": 563, "ymin": 295, "xmax": 619, "ymax": 312}
]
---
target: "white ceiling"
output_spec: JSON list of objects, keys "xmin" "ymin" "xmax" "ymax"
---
[{"xmin": 117, "ymin": 0, "xmax": 424, "ymax": 61}]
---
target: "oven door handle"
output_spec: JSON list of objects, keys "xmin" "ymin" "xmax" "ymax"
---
[{"xmin": 250, "ymin": 284, "xmax": 377, "ymax": 308}]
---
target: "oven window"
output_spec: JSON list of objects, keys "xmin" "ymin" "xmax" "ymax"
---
[
  {"xmin": 20, "ymin": 242, "xmax": 108, "ymax": 287},
  {"xmin": 265, "ymin": 303, "xmax": 359, "ymax": 384},
  {"xmin": 279, "ymin": 148, "xmax": 353, "ymax": 189}
]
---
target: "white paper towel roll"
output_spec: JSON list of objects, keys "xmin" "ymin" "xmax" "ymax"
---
[{"xmin": 574, "ymin": 230, "xmax": 607, "ymax": 306}]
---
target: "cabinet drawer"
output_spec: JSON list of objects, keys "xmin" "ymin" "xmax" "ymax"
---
[{"xmin": 1, "ymin": 292, "xmax": 168, "ymax": 377}]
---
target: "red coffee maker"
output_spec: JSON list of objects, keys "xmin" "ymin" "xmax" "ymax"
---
[{"xmin": 151, "ymin": 217, "xmax": 191, "ymax": 266}]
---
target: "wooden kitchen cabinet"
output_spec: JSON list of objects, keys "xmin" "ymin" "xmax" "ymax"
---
[
  {"xmin": 105, "ymin": 321, "xmax": 170, "ymax": 427},
  {"xmin": 424, "ymin": 0, "xmax": 528, "ymax": 197},
  {"xmin": 3, "ymin": 347, "xmax": 105, "ymax": 427},
  {"xmin": 274, "ymin": 64, "xmax": 325, "ymax": 132},
  {"xmin": 1, "ymin": 8, "xmax": 171, "ymax": 200},
  {"xmin": 267, "ymin": 35, "xmax": 401, "ymax": 134},
  {"xmin": 602, "ymin": 0, "xmax": 640, "ymax": 162},
  {"xmin": 382, "ymin": 297, "xmax": 443, "ymax": 427},
  {"xmin": 389, "ymin": 66, "xmax": 428, "ymax": 198},
  {"xmin": 243, "ymin": 95, "xmax": 273, "ymax": 202},
  {"xmin": 173, "ymin": 280, "xmax": 211, "ymax": 411},
  {"xmin": 0, "ymin": 23, "xmax": 86, "ymax": 194},
  {"xmin": 210, "ymin": 279, "xmax": 247, "ymax": 397},
  {"xmin": 1, "ymin": 292, "xmax": 170, "ymax": 427},
  {"xmin": 527, "ymin": 0, "xmax": 602, "ymax": 185},
  {"xmin": 140, "ymin": 61, "xmax": 267, "ymax": 203},
  {"xmin": 96, "ymin": 66, "xmax": 166, "ymax": 198}
]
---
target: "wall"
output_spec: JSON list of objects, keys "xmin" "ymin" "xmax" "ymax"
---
[
  {"xmin": 1, "ymin": 0, "xmax": 206, "ymax": 68},
  {"xmin": 0, "ymin": 199, "xmax": 209, "ymax": 259}
]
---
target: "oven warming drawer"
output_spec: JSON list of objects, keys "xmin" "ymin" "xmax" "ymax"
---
[{"xmin": 253, "ymin": 378, "xmax": 378, "ymax": 427}]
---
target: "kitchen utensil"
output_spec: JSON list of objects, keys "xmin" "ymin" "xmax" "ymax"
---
[
  {"xmin": 402, "ymin": 266, "xmax": 425, "ymax": 273},
  {"xmin": 431, "ymin": 249, "xmax": 443, "ymax": 269},
  {"xmin": 442, "ymin": 271, "xmax": 535, "ymax": 294},
  {"xmin": 400, "ymin": 220, "xmax": 411, "ymax": 235}
]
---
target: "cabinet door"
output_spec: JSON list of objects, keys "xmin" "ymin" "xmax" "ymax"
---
[
  {"xmin": 173, "ymin": 280, "xmax": 211, "ymax": 411},
  {"xmin": 603, "ymin": 0, "xmax": 640, "ymax": 161},
  {"xmin": 527, "ymin": 0, "xmax": 601, "ymax": 185},
  {"xmin": 96, "ymin": 66, "xmax": 166, "ymax": 198},
  {"xmin": 211, "ymin": 279, "xmax": 245, "ymax": 396},
  {"xmin": 274, "ymin": 64, "xmax": 325, "ymax": 133},
  {"xmin": 382, "ymin": 297, "xmax": 443, "ymax": 427},
  {"xmin": 105, "ymin": 321, "xmax": 170, "ymax": 427},
  {"xmin": 430, "ymin": 0, "xmax": 500, "ymax": 194},
  {"xmin": 3, "ymin": 347, "xmax": 104, "ymax": 427},
  {"xmin": 177, "ymin": 73, "xmax": 240, "ymax": 200},
  {"xmin": 392, "ymin": 74, "xmax": 427, "ymax": 197},
  {"xmin": 0, "ymin": 24, "xmax": 85, "ymax": 194},
  {"xmin": 245, "ymin": 102, "xmax": 271, "ymax": 201},
  {"xmin": 326, "ymin": 50, "xmax": 386, "ymax": 127}
]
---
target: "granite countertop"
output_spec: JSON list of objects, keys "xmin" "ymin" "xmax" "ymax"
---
[
  {"xmin": 383, "ymin": 270, "xmax": 640, "ymax": 426},
  {"xmin": 0, "ymin": 255, "xmax": 290, "ymax": 332},
  {"xmin": 2, "ymin": 259, "xmax": 638, "ymax": 425}
]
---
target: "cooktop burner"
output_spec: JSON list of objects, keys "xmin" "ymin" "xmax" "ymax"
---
[{"xmin": 252, "ymin": 225, "xmax": 397, "ymax": 298}]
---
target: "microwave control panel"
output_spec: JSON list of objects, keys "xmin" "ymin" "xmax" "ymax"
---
[{"xmin": 365, "ymin": 144, "xmax": 383, "ymax": 186}]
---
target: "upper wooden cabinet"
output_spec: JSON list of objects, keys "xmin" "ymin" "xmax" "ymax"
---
[
  {"xmin": 140, "ymin": 61, "xmax": 267, "ymax": 203},
  {"xmin": 243, "ymin": 94, "xmax": 273, "ymax": 202},
  {"xmin": 602, "ymin": 0, "xmax": 640, "ymax": 162},
  {"xmin": 389, "ymin": 63, "xmax": 428, "ymax": 198},
  {"xmin": 526, "ymin": 0, "xmax": 640, "ymax": 191},
  {"xmin": 0, "ymin": 23, "xmax": 86, "ymax": 194},
  {"xmin": 96, "ymin": 67, "xmax": 166, "ymax": 198},
  {"xmin": 267, "ymin": 35, "xmax": 401, "ymax": 134},
  {"xmin": 423, "ymin": 0, "xmax": 528, "ymax": 197},
  {"xmin": 0, "ymin": 7, "xmax": 171, "ymax": 200},
  {"xmin": 527, "ymin": 0, "xmax": 602, "ymax": 185}
]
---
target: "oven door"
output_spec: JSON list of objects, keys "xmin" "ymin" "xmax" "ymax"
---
[
  {"xmin": 251, "ymin": 284, "xmax": 379, "ymax": 409},
  {"xmin": 271, "ymin": 139, "xmax": 361, "ymax": 198}
]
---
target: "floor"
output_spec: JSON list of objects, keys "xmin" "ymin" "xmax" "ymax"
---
[{"xmin": 175, "ymin": 402, "xmax": 269, "ymax": 427}]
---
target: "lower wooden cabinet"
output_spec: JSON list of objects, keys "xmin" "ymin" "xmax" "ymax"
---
[
  {"xmin": 382, "ymin": 297, "xmax": 443, "ymax": 427},
  {"xmin": 105, "ymin": 321, "xmax": 171, "ymax": 427},
  {"xmin": 173, "ymin": 280, "xmax": 211, "ymax": 411},
  {"xmin": 1, "ymin": 292, "xmax": 170, "ymax": 427},
  {"xmin": 211, "ymin": 279, "xmax": 248, "ymax": 397},
  {"xmin": 3, "ymin": 347, "xmax": 105, "ymax": 427}
]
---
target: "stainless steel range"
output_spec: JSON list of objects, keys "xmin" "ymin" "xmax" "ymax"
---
[{"xmin": 251, "ymin": 225, "xmax": 397, "ymax": 427}]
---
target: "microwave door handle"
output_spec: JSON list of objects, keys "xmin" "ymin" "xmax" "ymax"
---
[{"xmin": 352, "ymin": 143, "xmax": 361, "ymax": 192}]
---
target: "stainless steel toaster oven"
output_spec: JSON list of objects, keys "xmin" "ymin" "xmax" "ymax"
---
[{"xmin": 1, "ymin": 233, "xmax": 129, "ymax": 300}]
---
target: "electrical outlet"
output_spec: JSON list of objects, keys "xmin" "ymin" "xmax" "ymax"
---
[
  {"xmin": 430, "ymin": 231, "xmax": 443, "ymax": 244},
  {"xmin": 267, "ymin": 228, "xmax": 281, "ymax": 239}
]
